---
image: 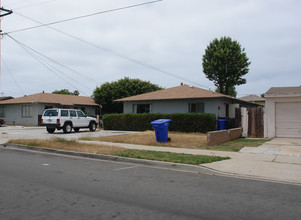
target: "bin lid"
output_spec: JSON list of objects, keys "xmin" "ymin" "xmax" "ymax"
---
[{"xmin": 151, "ymin": 119, "xmax": 172, "ymax": 125}]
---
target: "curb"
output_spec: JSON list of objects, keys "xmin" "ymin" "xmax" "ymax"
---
[{"xmin": 1, "ymin": 143, "xmax": 216, "ymax": 174}]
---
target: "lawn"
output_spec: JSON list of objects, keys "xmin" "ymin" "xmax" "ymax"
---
[
  {"xmin": 8, "ymin": 138, "xmax": 229, "ymax": 165},
  {"xmin": 81, "ymin": 130, "xmax": 270, "ymax": 152}
]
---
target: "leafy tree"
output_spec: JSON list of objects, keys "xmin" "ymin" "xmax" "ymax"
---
[
  {"xmin": 202, "ymin": 36, "xmax": 250, "ymax": 95},
  {"xmin": 52, "ymin": 89, "xmax": 79, "ymax": 96},
  {"xmin": 93, "ymin": 77, "xmax": 163, "ymax": 114},
  {"xmin": 215, "ymin": 86, "xmax": 237, "ymax": 97}
]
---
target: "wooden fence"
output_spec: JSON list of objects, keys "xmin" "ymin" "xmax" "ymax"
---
[{"xmin": 247, "ymin": 107, "xmax": 264, "ymax": 138}]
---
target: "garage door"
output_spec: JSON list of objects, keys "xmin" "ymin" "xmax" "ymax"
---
[{"xmin": 275, "ymin": 102, "xmax": 301, "ymax": 137}]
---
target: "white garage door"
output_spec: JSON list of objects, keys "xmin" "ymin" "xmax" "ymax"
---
[{"xmin": 275, "ymin": 102, "xmax": 301, "ymax": 138}]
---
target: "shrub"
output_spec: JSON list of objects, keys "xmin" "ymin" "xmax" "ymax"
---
[{"xmin": 103, "ymin": 113, "xmax": 216, "ymax": 133}]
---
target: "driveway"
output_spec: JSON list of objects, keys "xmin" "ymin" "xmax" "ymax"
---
[
  {"xmin": 240, "ymin": 138, "xmax": 301, "ymax": 157},
  {"xmin": 202, "ymin": 138, "xmax": 301, "ymax": 184},
  {"xmin": 0, "ymin": 126, "xmax": 137, "ymax": 144}
]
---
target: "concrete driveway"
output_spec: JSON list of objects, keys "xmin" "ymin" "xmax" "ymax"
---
[
  {"xmin": 0, "ymin": 126, "xmax": 137, "ymax": 144},
  {"xmin": 240, "ymin": 138, "xmax": 301, "ymax": 157},
  {"xmin": 203, "ymin": 138, "xmax": 301, "ymax": 184}
]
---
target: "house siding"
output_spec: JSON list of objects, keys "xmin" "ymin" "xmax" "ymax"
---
[
  {"xmin": 1, "ymin": 103, "xmax": 98, "ymax": 126},
  {"xmin": 123, "ymin": 98, "xmax": 235, "ymax": 118}
]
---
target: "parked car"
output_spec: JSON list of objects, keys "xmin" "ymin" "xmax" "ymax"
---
[
  {"xmin": 0, "ymin": 119, "xmax": 5, "ymax": 127},
  {"xmin": 41, "ymin": 108, "xmax": 97, "ymax": 133}
]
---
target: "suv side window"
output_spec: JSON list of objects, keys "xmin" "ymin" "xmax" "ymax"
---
[
  {"xmin": 70, "ymin": 110, "xmax": 76, "ymax": 117},
  {"xmin": 61, "ymin": 110, "xmax": 69, "ymax": 117},
  {"xmin": 77, "ymin": 111, "xmax": 86, "ymax": 117}
]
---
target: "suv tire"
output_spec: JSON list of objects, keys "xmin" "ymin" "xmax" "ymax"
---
[
  {"xmin": 63, "ymin": 122, "xmax": 73, "ymax": 133},
  {"xmin": 46, "ymin": 127, "xmax": 55, "ymax": 133},
  {"xmin": 89, "ymin": 121, "xmax": 97, "ymax": 132}
]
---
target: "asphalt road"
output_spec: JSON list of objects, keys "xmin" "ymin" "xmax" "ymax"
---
[{"xmin": 1, "ymin": 147, "xmax": 301, "ymax": 220}]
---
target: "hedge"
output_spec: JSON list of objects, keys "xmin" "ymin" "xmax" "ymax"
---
[{"xmin": 103, "ymin": 113, "xmax": 216, "ymax": 133}]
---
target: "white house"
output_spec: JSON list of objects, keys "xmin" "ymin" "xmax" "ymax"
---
[
  {"xmin": 0, "ymin": 92, "xmax": 99, "ymax": 126},
  {"xmin": 115, "ymin": 84, "xmax": 257, "ymax": 118},
  {"xmin": 264, "ymin": 86, "xmax": 301, "ymax": 138}
]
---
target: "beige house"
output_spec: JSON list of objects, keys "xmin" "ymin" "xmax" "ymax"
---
[
  {"xmin": 0, "ymin": 92, "xmax": 99, "ymax": 126},
  {"xmin": 116, "ymin": 84, "xmax": 258, "ymax": 118},
  {"xmin": 239, "ymin": 94, "xmax": 265, "ymax": 106},
  {"xmin": 264, "ymin": 86, "xmax": 301, "ymax": 138}
]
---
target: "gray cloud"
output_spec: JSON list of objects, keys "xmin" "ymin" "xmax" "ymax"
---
[{"xmin": 1, "ymin": 0, "xmax": 300, "ymax": 97}]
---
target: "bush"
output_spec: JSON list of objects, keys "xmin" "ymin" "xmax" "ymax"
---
[{"xmin": 103, "ymin": 113, "xmax": 216, "ymax": 133}]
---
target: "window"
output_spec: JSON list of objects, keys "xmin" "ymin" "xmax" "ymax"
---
[
  {"xmin": 69, "ymin": 110, "xmax": 76, "ymax": 117},
  {"xmin": 189, "ymin": 102, "xmax": 204, "ymax": 113},
  {"xmin": 61, "ymin": 110, "xmax": 69, "ymax": 117},
  {"xmin": 0, "ymin": 107, "xmax": 4, "ymax": 117},
  {"xmin": 77, "ymin": 110, "xmax": 86, "ymax": 117},
  {"xmin": 43, "ymin": 109, "xmax": 58, "ymax": 116},
  {"xmin": 22, "ymin": 105, "xmax": 32, "ymax": 118},
  {"xmin": 133, "ymin": 104, "xmax": 151, "ymax": 113}
]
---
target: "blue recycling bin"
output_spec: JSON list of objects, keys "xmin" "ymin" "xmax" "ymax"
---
[
  {"xmin": 217, "ymin": 119, "xmax": 227, "ymax": 130},
  {"xmin": 151, "ymin": 119, "xmax": 172, "ymax": 143}
]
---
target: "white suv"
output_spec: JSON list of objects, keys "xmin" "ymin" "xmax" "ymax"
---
[{"xmin": 41, "ymin": 108, "xmax": 97, "ymax": 133}]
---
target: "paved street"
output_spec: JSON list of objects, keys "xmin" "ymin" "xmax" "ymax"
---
[{"xmin": 1, "ymin": 147, "xmax": 301, "ymax": 220}]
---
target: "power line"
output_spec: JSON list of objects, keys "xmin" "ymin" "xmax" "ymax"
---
[
  {"xmin": 14, "ymin": 0, "xmax": 57, "ymax": 10},
  {"xmin": 7, "ymin": 0, "xmax": 163, "ymax": 34},
  {"xmin": 6, "ymin": 34, "xmax": 101, "ymax": 85},
  {"xmin": 1, "ymin": 56, "xmax": 25, "ymax": 95},
  {"xmin": 5, "ymin": 0, "xmax": 56, "ymax": 7},
  {"xmin": 7, "ymin": 35, "xmax": 91, "ymax": 95},
  {"xmin": 11, "ymin": 12, "xmax": 212, "ymax": 90}
]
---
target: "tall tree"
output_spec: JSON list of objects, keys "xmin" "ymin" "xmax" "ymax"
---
[
  {"xmin": 215, "ymin": 86, "xmax": 237, "ymax": 97},
  {"xmin": 202, "ymin": 37, "xmax": 250, "ymax": 95},
  {"xmin": 52, "ymin": 89, "xmax": 79, "ymax": 96},
  {"xmin": 93, "ymin": 77, "xmax": 163, "ymax": 114}
]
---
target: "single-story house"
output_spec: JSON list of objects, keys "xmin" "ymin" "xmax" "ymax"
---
[
  {"xmin": 239, "ymin": 94, "xmax": 265, "ymax": 106},
  {"xmin": 264, "ymin": 86, "xmax": 301, "ymax": 138},
  {"xmin": 115, "ymin": 84, "xmax": 258, "ymax": 118},
  {"xmin": 0, "ymin": 96, "xmax": 13, "ymax": 101},
  {"xmin": 0, "ymin": 92, "xmax": 99, "ymax": 126}
]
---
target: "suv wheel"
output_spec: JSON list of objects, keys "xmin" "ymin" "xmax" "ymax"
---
[
  {"xmin": 63, "ymin": 122, "xmax": 73, "ymax": 133},
  {"xmin": 46, "ymin": 127, "xmax": 55, "ymax": 133},
  {"xmin": 89, "ymin": 121, "xmax": 97, "ymax": 132}
]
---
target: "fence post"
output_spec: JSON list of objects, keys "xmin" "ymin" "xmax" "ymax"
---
[{"xmin": 241, "ymin": 107, "xmax": 248, "ymax": 137}]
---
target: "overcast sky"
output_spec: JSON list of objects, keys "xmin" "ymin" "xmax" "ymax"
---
[{"xmin": 1, "ymin": 0, "xmax": 300, "ymax": 98}]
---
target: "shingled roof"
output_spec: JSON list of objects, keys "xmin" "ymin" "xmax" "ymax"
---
[
  {"xmin": 115, "ymin": 85, "xmax": 229, "ymax": 102},
  {"xmin": 265, "ymin": 86, "xmax": 301, "ymax": 97},
  {"xmin": 239, "ymin": 94, "xmax": 265, "ymax": 102},
  {"xmin": 0, "ymin": 92, "xmax": 98, "ymax": 106}
]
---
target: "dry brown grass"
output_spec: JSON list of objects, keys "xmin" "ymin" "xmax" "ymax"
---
[
  {"xmin": 9, "ymin": 138, "xmax": 124, "ymax": 155},
  {"xmin": 84, "ymin": 131, "xmax": 207, "ymax": 149}
]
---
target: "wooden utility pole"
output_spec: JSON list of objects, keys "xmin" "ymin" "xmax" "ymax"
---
[{"xmin": 0, "ymin": 1, "xmax": 13, "ymax": 94}]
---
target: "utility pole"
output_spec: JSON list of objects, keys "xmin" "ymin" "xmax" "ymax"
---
[{"xmin": 0, "ymin": 0, "xmax": 13, "ymax": 95}]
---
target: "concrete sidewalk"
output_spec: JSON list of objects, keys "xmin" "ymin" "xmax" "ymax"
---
[{"xmin": 79, "ymin": 138, "xmax": 301, "ymax": 185}]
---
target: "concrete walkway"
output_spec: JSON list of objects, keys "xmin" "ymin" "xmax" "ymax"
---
[{"xmin": 79, "ymin": 138, "xmax": 301, "ymax": 185}]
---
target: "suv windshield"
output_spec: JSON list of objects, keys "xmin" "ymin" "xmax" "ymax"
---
[{"xmin": 43, "ymin": 110, "xmax": 58, "ymax": 117}]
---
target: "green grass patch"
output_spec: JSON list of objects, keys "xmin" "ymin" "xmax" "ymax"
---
[
  {"xmin": 8, "ymin": 138, "xmax": 229, "ymax": 165},
  {"xmin": 203, "ymin": 139, "xmax": 271, "ymax": 152},
  {"xmin": 115, "ymin": 150, "xmax": 229, "ymax": 165}
]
